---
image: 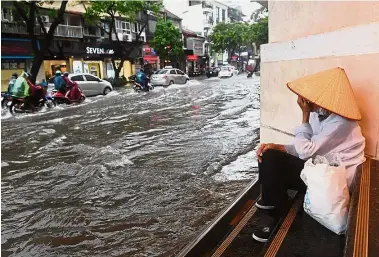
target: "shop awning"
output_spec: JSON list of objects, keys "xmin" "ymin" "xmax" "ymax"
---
[
  {"xmin": 187, "ymin": 55, "xmax": 198, "ymax": 61},
  {"xmin": 143, "ymin": 55, "xmax": 159, "ymax": 61}
]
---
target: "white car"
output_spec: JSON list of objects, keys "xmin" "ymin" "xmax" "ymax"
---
[
  {"xmin": 151, "ymin": 68, "xmax": 190, "ymax": 86},
  {"xmin": 218, "ymin": 66, "xmax": 239, "ymax": 78},
  {"xmin": 48, "ymin": 73, "xmax": 113, "ymax": 96}
]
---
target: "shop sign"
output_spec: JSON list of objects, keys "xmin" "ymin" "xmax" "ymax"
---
[
  {"xmin": 1, "ymin": 38, "xmax": 37, "ymax": 58},
  {"xmin": 86, "ymin": 47, "xmax": 114, "ymax": 55},
  {"xmin": 143, "ymin": 55, "xmax": 159, "ymax": 61},
  {"xmin": 187, "ymin": 55, "xmax": 198, "ymax": 61}
]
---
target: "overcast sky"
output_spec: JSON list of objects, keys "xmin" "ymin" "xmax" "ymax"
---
[
  {"xmin": 164, "ymin": 0, "xmax": 263, "ymax": 21},
  {"xmin": 222, "ymin": 0, "xmax": 263, "ymax": 19}
]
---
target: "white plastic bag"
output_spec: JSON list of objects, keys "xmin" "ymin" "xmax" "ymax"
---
[{"xmin": 300, "ymin": 155, "xmax": 350, "ymax": 234}]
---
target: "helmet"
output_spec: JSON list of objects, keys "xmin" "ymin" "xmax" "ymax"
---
[
  {"xmin": 12, "ymin": 73, "xmax": 18, "ymax": 78},
  {"xmin": 55, "ymin": 70, "xmax": 62, "ymax": 75},
  {"xmin": 63, "ymin": 72, "xmax": 69, "ymax": 77}
]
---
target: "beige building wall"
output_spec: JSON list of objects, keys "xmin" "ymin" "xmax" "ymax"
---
[{"xmin": 260, "ymin": 1, "xmax": 379, "ymax": 159}]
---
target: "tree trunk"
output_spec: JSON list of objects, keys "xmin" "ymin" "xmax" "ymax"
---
[{"xmin": 30, "ymin": 54, "xmax": 44, "ymax": 83}]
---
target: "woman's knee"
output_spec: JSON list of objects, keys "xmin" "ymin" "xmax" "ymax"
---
[{"xmin": 261, "ymin": 149, "xmax": 281, "ymax": 162}]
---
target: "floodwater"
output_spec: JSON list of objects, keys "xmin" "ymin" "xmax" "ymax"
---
[{"xmin": 1, "ymin": 75, "xmax": 261, "ymax": 257}]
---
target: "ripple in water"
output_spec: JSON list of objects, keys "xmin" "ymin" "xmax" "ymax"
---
[{"xmin": 1, "ymin": 76, "xmax": 261, "ymax": 256}]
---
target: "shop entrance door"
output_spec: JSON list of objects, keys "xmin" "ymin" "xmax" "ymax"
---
[{"xmin": 88, "ymin": 63, "xmax": 100, "ymax": 77}]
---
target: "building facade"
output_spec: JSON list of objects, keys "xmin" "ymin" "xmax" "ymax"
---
[
  {"xmin": 163, "ymin": 0, "xmax": 243, "ymax": 67},
  {"xmin": 260, "ymin": 1, "xmax": 379, "ymax": 160},
  {"xmin": 1, "ymin": 2, "xmax": 153, "ymax": 89}
]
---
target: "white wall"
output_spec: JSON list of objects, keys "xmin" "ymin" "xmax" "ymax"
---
[
  {"xmin": 182, "ymin": 5, "xmax": 204, "ymax": 33},
  {"xmin": 163, "ymin": 0, "xmax": 189, "ymax": 18}
]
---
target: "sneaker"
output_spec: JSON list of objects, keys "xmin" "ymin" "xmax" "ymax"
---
[
  {"xmin": 255, "ymin": 199, "xmax": 275, "ymax": 210},
  {"xmin": 252, "ymin": 225, "xmax": 273, "ymax": 243}
]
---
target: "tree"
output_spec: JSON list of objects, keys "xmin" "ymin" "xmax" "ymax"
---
[
  {"xmin": 83, "ymin": 0, "xmax": 161, "ymax": 79},
  {"xmin": 11, "ymin": 1, "xmax": 68, "ymax": 83},
  {"xmin": 210, "ymin": 18, "xmax": 268, "ymax": 60},
  {"xmin": 250, "ymin": 6, "xmax": 268, "ymax": 22},
  {"xmin": 251, "ymin": 17, "xmax": 268, "ymax": 48},
  {"xmin": 209, "ymin": 22, "xmax": 249, "ymax": 59},
  {"xmin": 150, "ymin": 19, "xmax": 183, "ymax": 67}
]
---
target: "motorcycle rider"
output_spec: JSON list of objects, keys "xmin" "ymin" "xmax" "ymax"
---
[
  {"xmin": 11, "ymin": 72, "xmax": 34, "ymax": 109},
  {"xmin": 63, "ymin": 72, "xmax": 82, "ymax": 101},
  {"xmin": 136, "ymin": 68, "xmax": 148, "ymax": 91},
  {"xmin": 27, "ymin": 73, "xmax": 46, "ymax": 108},
  {"xmin": 53, "ymin": 70, "xmax": 66, "ymax": 94},
  {"xmin": 247, "ymin": 56, "xmax": 254, "ymax": 77},
  {"xmin": 7, "ymin": 73, "xmax": 18, "ymax": 93}
]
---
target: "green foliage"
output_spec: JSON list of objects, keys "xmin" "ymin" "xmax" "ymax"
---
[
  {"xmin": 252, "ymin": 17, "xmax": 268, "ymax": 48},
  {"xmin": 209, "ymin": 18, "xmax": 268, "ymax": 54},
  {"xmin": 209, "ymin": 22, "xmax": 249, "ymax": 54},
  {"xmin": 151, "ymin": 19, "xmax": 183, "ymax": 59},
  {"xmin": 83, "ymin": 0, "xmax": 161, "ymax": 26},
  {"xmin": 250, "ymin": 6, "xmax": 268, "ymax": 23}
]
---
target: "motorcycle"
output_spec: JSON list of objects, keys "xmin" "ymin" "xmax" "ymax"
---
[
  {"xmin": 9, "ymin": 93, "xmax": 55, "ymax": 114},
  {"xmin": 1, "ymin": 92, "xmax": 13, "ymax": 109},
  {"xmin": 51, "ymin": 83, "xmax": 85, "ymax": 105},
  {"xmin": 130, "ymin": 75, "xmax": 154, "ymax": 92}
]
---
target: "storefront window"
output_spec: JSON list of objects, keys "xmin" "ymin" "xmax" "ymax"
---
[
  {"xmin": 1, "ymin": 60, "xmax": 25, "ymax": 91},
  {"xmin": 73, "ymin": 60, "xmax": 83, "ymax": 73}
]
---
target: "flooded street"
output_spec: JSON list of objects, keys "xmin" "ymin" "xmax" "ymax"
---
[{"xmin": 1, "ymin": 75, "xmax": 260, "ymax": 257}]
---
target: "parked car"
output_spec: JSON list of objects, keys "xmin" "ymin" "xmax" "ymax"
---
[
  {"xmin": 206, "ymin": 67, "xmax": 221, "ymax": 78},
  {"xmin": 218, "ymin": 65, "xmax": 239, "ymax": 78},
  {"xmin": 150, "ymin": 68, "xmax": 190, "ymax": 86},
  {"xmin": 48, "ymin": 73, "xmax": 113, "ymax": 96}
]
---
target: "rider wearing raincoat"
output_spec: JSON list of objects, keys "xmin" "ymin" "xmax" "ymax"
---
[
  {"xmin": 11, "ymin": 72, "xmax": 30, "ymax": 98},
  {"xmin": 53, "ymin": 70, "xmax": 66, "ymax": 94}
]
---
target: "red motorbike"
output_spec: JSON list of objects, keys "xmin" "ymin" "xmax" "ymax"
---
[
  {"xmin": 9, "ymin": 86, "xmax": 55, "ymax": 114},
  {"xmin": 51, "ymin": 82, "xmax": 85, "ymax": 105}
]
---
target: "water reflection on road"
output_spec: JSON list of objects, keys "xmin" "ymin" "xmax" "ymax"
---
[{"xmin": 1, "ymin": 75, "xmax": 260, "ymax": 256}]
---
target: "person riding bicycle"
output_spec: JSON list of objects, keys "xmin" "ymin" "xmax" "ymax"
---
[
  {"xmin": 136, "ymin": 68, "xmax": 148, "ymax": 91},
  {"xmin": 7, "ymin": 73, "xmax": 18, "ymax": 94},
  {"xmin": 53, "ymin": 70, "xmax": 66, "ymax": 94}
]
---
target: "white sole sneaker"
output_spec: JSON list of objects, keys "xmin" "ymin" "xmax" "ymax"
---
[
  {"xmin": 255, "ymin": 201, "xmax": 275, "ymax": 210},
  {"xmin": 252, "ymin": 233, "xmax": 269, "ymax": 243}
]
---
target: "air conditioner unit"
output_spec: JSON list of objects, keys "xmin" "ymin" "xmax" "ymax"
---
[
  {"xmin": 40, "ymin": 15, "xmax": 49, "ymax": 23},
  {"xmin": 111, "ymin": 33, "xmax": 123, "ymax": 41}
]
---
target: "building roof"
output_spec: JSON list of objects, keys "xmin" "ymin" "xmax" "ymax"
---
[
  {"xmin": 163, "ymin": 8, "xmax": 182, "ymax": 21},
  {"xmin": 182, "ymin": 28, "xmax": 198, "ymax": 37}
]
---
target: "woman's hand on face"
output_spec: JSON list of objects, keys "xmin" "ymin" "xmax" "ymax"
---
[{"xmin": 297, "ymin": 96, "xmax": 311, "ymax": 114}]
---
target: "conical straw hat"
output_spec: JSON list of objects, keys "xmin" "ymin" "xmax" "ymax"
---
[{"xmin": 287, "ymin": 67, "xmax": 361, "ymax": 120}]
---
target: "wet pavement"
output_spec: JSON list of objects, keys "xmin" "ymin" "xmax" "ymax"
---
[{"xmin": 1, "ymin": 75, "xmax": 261, "ymax": 257}]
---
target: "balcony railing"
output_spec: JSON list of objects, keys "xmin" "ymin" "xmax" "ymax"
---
[
  {"xmin": 83, "ymin": 27, "xmax": 101, "ymax": 37},
  {"xmin": 2, "ymin": 21, "xmax": 84, "ymax": 38},
  {"xmin": 203, "ymin": 18, "xmax": 213, "ymax": 29},
  {"xmin": 1, "ymin": 22, "xmax": 41, "ymax": 35},
  {"xmin": 54, "ymin": 24, "xmax": 83, "ymax": 38},
  {"xmin": 42, "ymin": 23, "xmax": 83, "ymax": 38}
]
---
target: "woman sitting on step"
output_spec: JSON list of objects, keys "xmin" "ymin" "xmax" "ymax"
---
[{"xmin": 252, "ymin": 67, "xmax": 366, "ymax": 243}]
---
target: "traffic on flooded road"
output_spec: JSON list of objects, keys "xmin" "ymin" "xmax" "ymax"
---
[{"xmin": 1, "ymin": 76, "xmax": 261, "ymax": 256}]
